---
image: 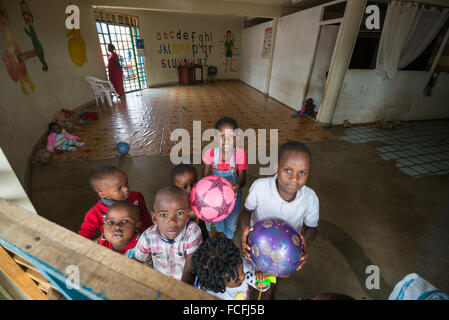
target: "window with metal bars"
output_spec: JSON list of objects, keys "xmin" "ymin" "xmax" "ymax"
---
[{"xmin": 94, "ymin": 10, "xmax": 148, "ymax": 93}]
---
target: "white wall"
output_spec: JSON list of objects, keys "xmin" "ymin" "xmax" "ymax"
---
[
  {"xmin": 0, "ymin": 148, "xmax": 36, "ymax": 213},
  {"xmin": 306, "ymin": 24, "xmax": 339, "ymax": 109},
  {"xmin": 0, "ymin": 0, "xmax": 106, "ymax": 185},
  {"xmin": 333, "ymin": 70, "xmax": 449, "ymax": 124},
  {"xmin": 240, "ymin": 20, "xmax": 273, "ymax": 93},
  {"xmin": 117, "ymin": 10, "xmax": 243, "ymax": 87},
  {"xmin": 268, "ymin": 6, "xmax": 322, "ymax": 111}
]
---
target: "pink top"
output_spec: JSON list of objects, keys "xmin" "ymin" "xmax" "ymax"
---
[
  {"xmin": 202, "ymin": 147, "xmax": 249, "ymax": 171},
  {"xmin": 46, "ymin": 131, "xmax": 79, "ymax": 152},
  {"xmin": 300, "ymin": 104, "xmax": 317, "ymax": 116}
]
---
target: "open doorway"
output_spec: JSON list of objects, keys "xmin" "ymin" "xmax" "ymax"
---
[
  {"xmin": 94, "ymin": 10, "xmax": 148, "ymax": 93},
  {"xmin": 305, "ymin": 24, "xmax": 340, "ymax": 116}
]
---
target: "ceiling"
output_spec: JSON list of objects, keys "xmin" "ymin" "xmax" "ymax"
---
[
  {"xmin": 217, "ymin": 0, "xmax": 329, "ymax": 7},
  {"xmin": 92, "ymin": 0, "xmax": 338, "ymax": 19},
  {"xmin": 217, "ymin": 0, "xmax": 291, "ymax": 5}
]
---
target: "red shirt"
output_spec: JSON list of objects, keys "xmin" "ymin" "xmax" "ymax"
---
[
  {"xmin": 78, "ymin": 191, "xmax": 153, "ymax": 239},
  {"xmin": 202, "ymin": 147, "xmax": 249, "ymax": 171},
  {"xmin": 96, "ymin": 233, "xmax": 140, "ymax": 256}
]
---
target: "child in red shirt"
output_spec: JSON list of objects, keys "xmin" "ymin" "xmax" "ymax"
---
[
  {"xmin": 78, "ymin": 165, "xmax": 152, "ymax": 239},
  {"xmin": 96, "ymin": 200, "xmax": 141, "ymax": 258}
]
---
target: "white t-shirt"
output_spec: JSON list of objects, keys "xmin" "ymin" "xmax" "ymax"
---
[
  {"xmin": 244, "ymin": 175, "xmax": 319, "ymax": 232},
  {"xmin": 204, "ymin": 258, "xmax": 268, "ymax": 300}
]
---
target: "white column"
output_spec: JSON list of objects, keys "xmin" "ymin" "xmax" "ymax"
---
[{"xmin": 316, "ymin": 0, "xmax": 367, "ymax": 126}]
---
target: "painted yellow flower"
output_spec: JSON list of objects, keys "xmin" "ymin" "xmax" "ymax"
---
[
  {"xmin": 292, "ymin": 234, "xmax": 300, "ymax": 246},
  {"xmin": 252, "ymin": 245, "xmax": 259, "ymax": 258},
  {"xmin": 263, "ymin": 220, "xmax": 273, "ymax": 228}
]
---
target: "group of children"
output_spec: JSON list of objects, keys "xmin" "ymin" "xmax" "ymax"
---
[{"xmin": 77, "ymin": 117, "xmax": 319, "ymax": 300}]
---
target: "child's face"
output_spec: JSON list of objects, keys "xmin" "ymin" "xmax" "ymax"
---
[
  {"xmin": 103, "ymin": 206, "xmax": 140, "ymax": 252},
  {"xmin": 227, "ymin": 32, "xmax": 231, "ymax": 40},
  {"xmin": 277, "ymin": 151, "xmax": 310, "ymax": 197},
  {"xmin": 174, "ymin": 171, "xmax": 197, "ymax": 197},
  {"xmin": 52, "ymin": 124, "xmax": 62, "ymax": 133},
  {"xmin": 225, "ymin": 263, "xmax": 244, "ymax": 288},
  {"xmin": 217, "ymin": 123, "xmax": 236, "ymax": 154},
  {"xmin": 152, "ymin": 193, "xmax": 190, "ymax": 241},
  {"xmin": 97, "ymin": 172, "xmax": 130, "ymax": 201}
]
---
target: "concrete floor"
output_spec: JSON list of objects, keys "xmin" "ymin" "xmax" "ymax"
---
[{"xmin": 30, "ymin": 124, "xmax": 449, "ymax": 300}]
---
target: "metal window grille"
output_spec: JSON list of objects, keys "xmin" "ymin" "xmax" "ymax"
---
[{"xmin": 94, "ymin": 9, "xmax": 148, "ymax": 93}]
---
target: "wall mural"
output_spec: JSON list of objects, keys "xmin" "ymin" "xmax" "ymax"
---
[
  {"xmin": 0, "ymin": 1, "xmax": 35, "ymax": 95},
  {"xmin": 66, "ymin": 28, "xmax": 87, "ymax": 67},
  {"xmin": 20, "ymin": 0, "xmax": 48, "ymax": 71},
  {"xmin": 224, "ymin": 30, "xmax": 234, "ymax": 72},
  {"xmin": 156, "ymin": 30, "xmax": 214, "ymax": 69}
]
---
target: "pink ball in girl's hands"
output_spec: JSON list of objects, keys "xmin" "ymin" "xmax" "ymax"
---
[{"xmin": 190, "ymin": 176, "xmax": 236, "ymax": 223}]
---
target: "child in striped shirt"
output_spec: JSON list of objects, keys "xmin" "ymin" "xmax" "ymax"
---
[{"xmin": 134, "ymin": 186, "xmax": 202, "ymax": 284}]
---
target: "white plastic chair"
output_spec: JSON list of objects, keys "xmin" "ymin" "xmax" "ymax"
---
[{"xmin": 85, "ymin": 76, "xmax": 117, "ymax": 107}]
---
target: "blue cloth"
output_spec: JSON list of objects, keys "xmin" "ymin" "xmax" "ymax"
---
[
  {"xmin": 388, "ymin": 273, "xmax": 448, "ymax": 300},
  {"xmin": 211, "ymin": 147, "xmax": 241, "ymax": 239}
]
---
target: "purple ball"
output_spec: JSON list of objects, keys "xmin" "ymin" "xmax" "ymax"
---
[{"xmin": 248, "ymin": 218, "xmax": 302, "ymax": 277}]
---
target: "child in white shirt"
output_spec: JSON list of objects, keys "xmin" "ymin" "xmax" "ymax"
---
[{"xmin": 241, "ymin": 141, "xmax": 319, "ymax": 274}]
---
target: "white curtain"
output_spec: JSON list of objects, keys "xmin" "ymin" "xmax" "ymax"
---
[
  {"xmin": 376, "ymin": 1, "xmax": 449, "ymax": 79},
  {"xmin": 376, "ymin": 1, "xmax": 419, "ymax": 79},
  {"xmin": 399, "ymin": 6, "xmax": 449, "ymax": 69}
]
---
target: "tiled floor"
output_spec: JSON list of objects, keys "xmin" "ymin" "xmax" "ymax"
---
[
  {"xmin": 47, "ymin": 81, "xmax": 336, "ymax": 163},
  {"xmin": 340, "ymin": 120, "xmax": 449, "ymax": 178}
]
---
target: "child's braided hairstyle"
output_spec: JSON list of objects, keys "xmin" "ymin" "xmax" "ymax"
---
[{"xmin": 192, "ymin": 237, "xmax": 242, "ymax": 293}]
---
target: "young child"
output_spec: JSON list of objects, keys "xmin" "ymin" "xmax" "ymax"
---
[
  {"xmin": 192, "ymin": 237, "xmax": 269, "ymax": 300},
  {"xmin": 46, "ymin": 122, "xmax": 84, "ymax": 152},
  {"xmin": 241, "ymin": 141, "xmax": 319, "ymax": 272},
  {"xmin": 202, "ymin": 117, "xmax": 248, "ymax": 239},
  {"xmin": 78, "ymin": 165, "xmax": 153, "ymax": 239},
  {"xmin": 170, "ymin": 163, "xmax": 209, "ymax": 241},
  {"xmin": 292, "ymin": 98, "xmax": 317, "ymax": 118},
  {"xmin": 134, "ymin": 186, "xmax": 202, "ymax": 284},
  {"xmin": 96, "ymin": 200, "xmax": 141, "ymax": 258}
]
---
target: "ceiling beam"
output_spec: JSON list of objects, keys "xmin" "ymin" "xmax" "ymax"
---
[
  {"xmin": 88, "ymin": 0, "xmax": 283, "ymax": 18},
  {"xmin": 370, "ymin": 0, "xmax": 449, "ymax": 8}
]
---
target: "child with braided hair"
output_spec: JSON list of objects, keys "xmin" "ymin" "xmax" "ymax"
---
[{"xmin": 192, "ymin": 237, "xmax": 269, "ymax": 300}]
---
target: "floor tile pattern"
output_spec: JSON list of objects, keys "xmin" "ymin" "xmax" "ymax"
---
[{"xmin": 340, "ymin": 120, "xmax": 449, "ymax": 178}]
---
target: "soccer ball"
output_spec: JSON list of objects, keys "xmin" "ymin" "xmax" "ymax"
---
[{"xmin": 190, "ymin": 176, "xmax": 236, "ymax": 223}]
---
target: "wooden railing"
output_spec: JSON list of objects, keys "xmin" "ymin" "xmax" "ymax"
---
[{"xmin": 0, "ymin": 198, "xmax": 215, "ymax": 300}]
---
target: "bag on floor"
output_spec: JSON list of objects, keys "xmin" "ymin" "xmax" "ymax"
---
[{"xmin": 388, "ymin": 273, "xmax": 448, "ymax": 300}]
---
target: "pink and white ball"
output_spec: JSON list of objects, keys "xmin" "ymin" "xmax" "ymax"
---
[{"xmin": 190, "ymin": 176, "xmax": 236, "ymax": 223}]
